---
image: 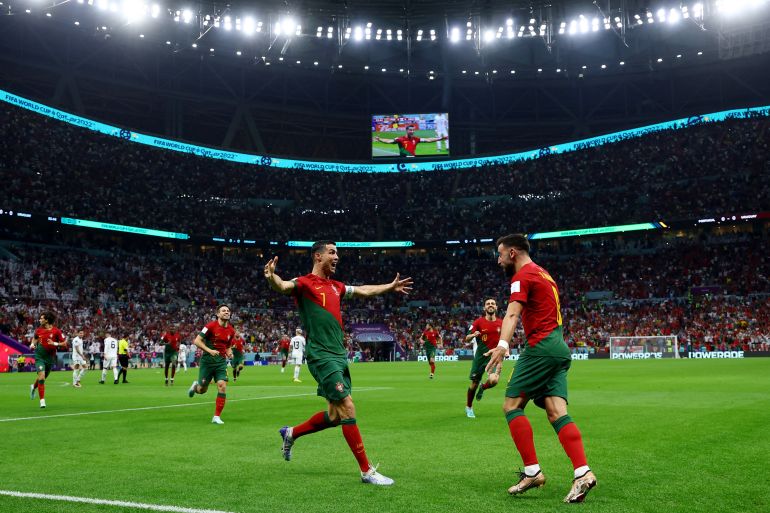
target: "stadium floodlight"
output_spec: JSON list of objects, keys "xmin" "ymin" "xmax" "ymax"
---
[
  {"xmin": 274, "ymin": 21, "xmax": 282, "ymax": 35},
  {"xmin": 296, "ymin": 60, "xmax": 300, "ymax": 63},
  {"xmin": 295, "ymin": 24, "xmax": 302, "ymax": 36},
  {"xmin": 150, "ymin": 4, "xmax": 159, "ymax": 18},
  {"xmin": 483, "ymin": 29, "xmax": 495, "ymax": 42},
  {"xmin": 344, "ymin": 27, "xmax": 351, "ymax": 39},
  {"xmin": 210, "ymin": 48, "xmax": 215, "ymax": 52},
  {"xmin": 243, "ymin": 17, "xmax": 255, "ymax": 34},
  {"xmin": 182, "ymin": 9, "xmax": 193, "ymax": 24},
  {"xmin": 235, "ymin": 18, "xmax": 241, "ymax": 31},
  {"xmin": 366, "ymin": 22, "xmax": 372, "ymax": 28},
  {"xmin": 364, "ymin": 65, "xmax": 369, "ymax": 69},
  {"xmin": 381, "ymin": 68, "xmax": 386, "ymax": 72},
  {"xmin": 591, "ymin": 17, "xmax": 599, "ymax": 32},
  {"xmin": 693, "ymin": 3, "xmax": 703, "ymax": 19},
  {"xmin": 559, "ymin": 21, "xmax": 566, "ymax": 34},
  {"xmin": 466, "ymin": 28, "xmax": 472, "ymax": 40},
  {"xmin": 365, "ymin": 27, "xmax": 371, "ymax": 39},
  {"xmin": 600, "ymin": 64, "xmax": 606, "ymax": 69},
  {"xmin": 224, "ymin": 15, "xmax": 232, "ymax": 31},
  {"xmin": 646, "ymin": 11, "xmax": 654, "ymax": 23},
  {"xmin": 236, "ymin": 50, "xmax": 242, "ymax": 56},
  {"xmin": 397, "ymin": 28, "xmax": 403, "ymax": 40},
  {"xmin": 619, "ymin": 60, "xmax": 625, "ymax": 65},
  {"xmin": 668, "ymin": 8, "xmax": 680, "ymax": 23},
  {"xmin": 165, "ymin": 40, "xmax": 170, "ymax": 44},
  {"xmin": 97, "ymin": 0, "xmax": 108, "ymax": 11},
  {"xmin": 430, "ymin": 28, "xmax": 436, "ymax": 40},
  {"xmin": 508, "ymin": 26, "xmax": 515, "ymax": 38},
  {"xmin": 539, "ymin": 23, "xmax": 546, "ymax": 36},
  {"xmin": 506, "ymin": 18, "xmax": 513, "ymax": 26},
  {"xmin": 496, "ymin": 27, "xmax": 503, "ymax": 38},
  {"xmin": 568, "ymin": 19, "xmax": 577, "ymax": 34},
  {"xmin": 257, "ymin": 21, "xmax": 263, "ymax": 32},
  {"xmin": 46, "ymin": 12, "xmax": 52, "ymax": 17},
  {"xmin": 450, "ymin": 27, "xmax": 460, "ymax": 42},
  {"xmin": 579, "ymin": 15, "xmax": 588, "ymax": 33},
  {"xmin": 75, "ymin": 20, "xmax": 80, "ymax": 25},
  {"xmin": 314, "ymin": 61, "xmax": 318, "ymax": 65},
  {"xmin": 698, "ymin": 50, "xmax": 703, "ymax": 55},
  {"xmin": 191, "ymin": 43, "xmax": 197, "ymax": 48},
  {"xmin": 682, "ymin": 6, "xmax": 690, "ymax": 19},
  {"xmin": 510, "ymin": 69, "xmax": 515, "ymax": 74},
  {"xmin": 316, "ymin": 26, "xmax": 322, "ymax": 37},
  {"xmin": 676, "ymin": 53, "xmax": 682, "ymax": 58},
  {"xmin": 657, "ymin": 57, "xmax": 663, "ymax": 62}
]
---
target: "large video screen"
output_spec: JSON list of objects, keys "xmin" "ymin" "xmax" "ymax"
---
[{"xmin": 371, "ymin": 113, "xmax": 449, "ymax": 158}]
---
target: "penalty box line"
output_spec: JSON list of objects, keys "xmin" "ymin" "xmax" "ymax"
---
[
  {"xmin": 0, "ymin": 489, "xmax": 236, "ymax": 513},
  {"xmin": 0, "ymin": 387, "xmax": 393, "ymax": 423}
]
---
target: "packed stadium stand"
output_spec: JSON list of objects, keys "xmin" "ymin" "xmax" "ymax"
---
[{"xmin": 1, "ymin": 101, "xmax": 768, "ymax": 241}]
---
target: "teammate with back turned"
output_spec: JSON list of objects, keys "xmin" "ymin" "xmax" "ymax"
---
[
  {"xmin": 28, "ymin": 312, "xmax": 66, "ymax": 409},
  {"xmin": 188, "ymin": 304, "xmax": 235, "ymax": 425},
  {"xmin": 463, "ymin": 298, "xmax": 503, "ymax": 418},
  {"xmin": 264, "ymin": 241, "xmax": 412, "ymax": 486},
  {"xmin": 485, "ymin": 234, "xmax": 597, "ymax": 503}
]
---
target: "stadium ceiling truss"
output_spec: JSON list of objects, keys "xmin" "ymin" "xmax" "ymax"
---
[{"xmin": 1, "ymin": 1, "xmax": 770, "ymax": 159}]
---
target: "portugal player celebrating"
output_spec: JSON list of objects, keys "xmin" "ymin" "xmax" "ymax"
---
[
  {"xmin": 485, "ymin": 234, "xmax": 596, "ymax": 503},
  {"xmin": 374, "ymin": 125, "xmax": 446, "ymax": 157},
  {"xmin": 264, "ymin": 241, "xmax": 412, "ymax": 486},
  {"xmin": 29, "ymin": 312, "xmax": 66, "ymax": 409},
  {"xmin": 188, "ymin": 304, "xmax": 235, "ymax": 425},
  {"xmin": 463, "ymin": 298, "xmax": 503, "ymax": 418}
]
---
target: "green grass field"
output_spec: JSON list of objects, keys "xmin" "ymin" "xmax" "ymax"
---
[
  {"xmin": 2, "ymin": 359, "xmax": 769, "ymax": 513},
  {"xmin": 372, "ymin": 130, "xmax": 449, "ymax": 157}
]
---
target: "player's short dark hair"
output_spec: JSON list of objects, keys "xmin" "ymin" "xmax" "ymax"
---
[
  {"xmin": 216, "ymin": 303, "xmax": 230, "ymax": 313},
  {"xmin": 496, "ymin": 234, "xmax": 530, "ymax": 253},
  {"xmin": 41, "ymin": 312, "xmax": 56, "ymax": 324},
  {"xmin": 484, "ymin": 297, "xmax": 497, "ymax": 305},
  {"xmin": 310, "ymin": 240, "xmax": 336, "ymax": 259}
]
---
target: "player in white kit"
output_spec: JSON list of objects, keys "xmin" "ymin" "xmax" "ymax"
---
[
  {"xmin": 100, "ymin": 333, "xmax": 120, "ymax": 384},
  {"xmin": 290, "ymin": 328, "xmax": 306, "ymax": 383},
  {"xmin": 177, "ymin": 343, "xmax": 188, "ymax": 372},
  {"xmin": 71, "ymin": 329, "xmax": 88, "ymax": 388},
  {"xmin": 434, "ymin": 113, "xmax": 449, "ymax": 152}
]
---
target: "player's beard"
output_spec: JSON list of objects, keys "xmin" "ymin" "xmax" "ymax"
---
[{"xmin": 503, "ymin": 263, "xmax": 515, "ymax": 277}]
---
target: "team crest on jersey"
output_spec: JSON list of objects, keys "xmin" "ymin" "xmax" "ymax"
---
[{"xmin": 335, "ymin": 382, "xmax": 344, "ymax": 392}]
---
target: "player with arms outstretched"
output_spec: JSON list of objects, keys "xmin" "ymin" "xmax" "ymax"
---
[
  {"xmin": 463, "ymin": 298, "xmax": 503, "ymax": 418},
  {"xmin": 162, "ymin": 328, "xmax": 181, "ymax": 386},
  {"xmin": 374, "ymin": 125, "xmax": 447, "ymax": 157},
  {"xmin": 188, "ymin": 304, "xmax": 235, "ymax": 425},
  {"xmin": 29, "ymin": 312, "xmax": 65, "ymax": 408},
  {"xmin": 264, "ymin": 241, "xmax": 412, "ymax": 485},
  {"xmin": 421, "ymin": 323, "xmax": 442, "ymax": 379},
  {"xmin": 485, "ymin": 234, "xmax": 596, "ymax": 503}
]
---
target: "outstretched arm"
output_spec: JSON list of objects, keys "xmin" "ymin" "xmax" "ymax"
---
[
  {"xmin": 374, "ymin": 136, "xmax": 397, "ymax": 144},
  {"xmin": 421, "ymin": 135, "xmax": 447, "ymax": 143},
  {"xmin": 352, "ymin": 273, "xmax": 413, "ymax": 298},
  {"xmin": 263, "ymin": 256, "xmax": 296, "ymax": 296}
]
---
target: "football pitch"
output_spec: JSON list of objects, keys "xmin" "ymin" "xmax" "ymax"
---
[{"xmin": 1, "ymin": 359, "xmax": 769, "ymax": 513}]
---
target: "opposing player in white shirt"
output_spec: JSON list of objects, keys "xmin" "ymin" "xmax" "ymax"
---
[
  {"xmin": 177, "ymin": 343, "xmax": 189, "ymax": 372},
  {"xmin": 290, "ymin": 328, "xmax": 306, "ymax": 383},
  {"xmin": 100, "ymin": 333, "xmax": 120, "ymax": 384},
  {"xmin": 71, "ymin": 329, "xmax": 88, "ymax": 388},
  {"xmin": 434, "ymin": 113, "xmax": 449, "ymax": 152}
]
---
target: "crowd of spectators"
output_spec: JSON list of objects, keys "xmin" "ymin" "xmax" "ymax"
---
[
  {"xmin": 1, "ymin": 228, "xmax": 767, "ymax": 362},
  {"xmin": 1, "ymin": 102, "xmax": 768, "ymax": 242}
]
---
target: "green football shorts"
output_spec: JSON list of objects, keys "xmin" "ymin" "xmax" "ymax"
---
[
  {"xmin": 308, "ymin": 357, "xmax": 352, "ymax": 402},
  {"xmin": 505, "ymin": 352, "xmax": 571, "ymax": 409},
  {"xmin": 198, "ymin": 354, "xmax": 229, "ymax": 386}
]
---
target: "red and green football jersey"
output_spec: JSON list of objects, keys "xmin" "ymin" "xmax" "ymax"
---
[
  {"xmin": 470, "ymin": 317, "xmax": 503, "ymax": 351},
  {"xmin": 292, "ymin": 273, "xmax": 352, "ymax": 361},
  {"xmin": 508, "ymin": 262, "xmax": 570, "ymax": 358},
  {"xmin": 422, "ymin": 329, "xmax": 440, "ymax": 348},
  {"xmin": 161, "ymin": 332, "xmax": 181, "ymax": 351},
  {"xmin": 232, "ymin": 337, "xmax": 245, "ymax": 354},
  {"xmin": 394, "ymin": 136, "xmax": 421, "ymax": 156},
  {"xmin": 35, "ymin": 326, "xmax": 64, "ymax": 356},
  {"xmin": 199, "ymin": 321, "xmax": 235, "ymax": 357}
]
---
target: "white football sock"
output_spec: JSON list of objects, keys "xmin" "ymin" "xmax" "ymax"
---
[
  {"xmin": 73, "ymin": 370, "xmax": 78, "ymax": 383},
  {"xmin": 293, "ymin": 366, "xmax": 300, "ymax": 379},
  {"xmin": 574, "ymin": 466, "xmax": 590, "ymax": 479},
  {"xmin": 524, "ymin": 464, "xmax": 541, "ymax": 477},
  {"xmin": 78, "ymin": 368, "xmax": 86, "ymax": 380},
  {"xmin": 113, "ymin": 367, "xmax": 119, "ymax": 380},
  {"xmin": 101, "ymin": 369, "xmax": 107, "ymax": 381}
]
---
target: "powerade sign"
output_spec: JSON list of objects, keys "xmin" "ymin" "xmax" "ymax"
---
[
  {"xmin": 688, "ymin": 351, "xmax": 744, "ymax": 359},
  {"xmin": 612, "ymin": 352, "xmax": 664, "ymax": 359},
  {"xmin": 506, "ymin": 353, "xmax": 589, "ymax": 361},
  {"xmin": 2, "ymin": 88, "xmax": 770, "ymax": 173},
  {"xmin": 417, "ymin": 355, "xmax": 459, "ymax": 362}
]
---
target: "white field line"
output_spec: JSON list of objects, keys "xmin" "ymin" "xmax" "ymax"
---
[
  {"xmin": 0, "ymin": 489, "xmax": 237, "ymax": 513},
  {"xmin": 0, "ymin": 387, "xmax": 392, "ymax": 423}
]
